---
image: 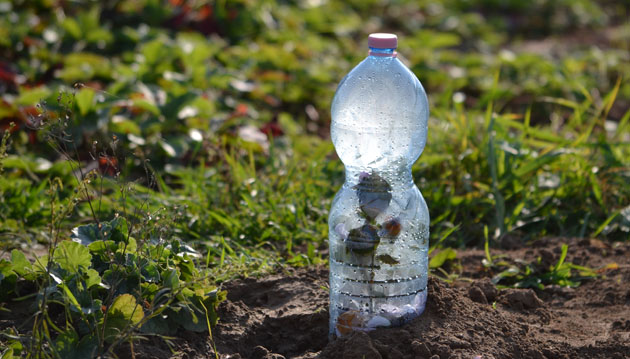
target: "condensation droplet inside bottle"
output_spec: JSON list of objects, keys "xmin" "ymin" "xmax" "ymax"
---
[{"xmin": 328, "ymin": 34, "xmax": 431, "ymax": 338}]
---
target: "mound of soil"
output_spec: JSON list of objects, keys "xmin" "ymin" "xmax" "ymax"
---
[
  {"xmin": 27, "ymin": 236, "xmax": 622, "ymax": 358},
  {"xmin": 203, "ymin": 236, "xmax": 630, "ymax": 359}
]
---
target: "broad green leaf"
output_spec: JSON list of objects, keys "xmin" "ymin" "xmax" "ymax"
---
[
  {"xmin": 74, "ymin": 335, "xmax": 98, "ymax": 359},
  {"xmin": 132, "ymin": 99, "xmax": 160, "ymax": 115},
  {"xmin": 85, "ymin": 29, "xmax": 113, "ymax": 44},
  {"xmin": 75, "ymin": 88, "xmax": 95, "ymax": 116},
  {"xmin": 141, "ymin": 261, "xmax": 160, "ymax": 283},
  {"xmin": 1, "ymin": 348, "xmax": 14, "ymax": 359},
  {"xmin": 10, "ymin": 250, "xmax": 31, "ymax": 276},
  {"xmin": 278, "ymin": 113, "xmax": 300, "ymax": 136},
  {"xmin": 187, "ymin": 96, "xmax": 216, "ymax": 118},
  {"xmin": 32, "ymin": 255, "xmax": 49, "ymax": 273},
  {"xmin": 71, "ymin": 224, "xmax": 102, "ymax": 245},
  {"xmin": 53, "ymin": 241, "xmax": 92, "ymax": 273},
  {"xmin": 0, "ymin": 260, "xmax": 14, "ymax": 284},
  {"xmin": 87, "ymin": 240, "xmax": 108, "ymax": 253},
  {"xmin": 61, "ymin": 18, "xmax": 82, "ymax": 38},
  {"xmin": 207, "ymin": 289, "xmax": 227, "ymax": 326},
  {"xmin": 142, "ymin": 39, "xmax": 168, "ymax": 65},
  {"xmin": 55, "ymin": 330, "xmax": 79, "ymax": 358},
  {"xmin": 140, "ymin": 316, "xmax": 176, "ymax": 335},
  {"xmin": 72, "ymin": 217, "xmax": 125, "ymax": 245},
  {"xmin": 429, "ymin": 248, "xmax": 457, "ymax": 269},
  {"xmin": 15, "ymin": 87, "xmax": 51, "ymax": 106},
  {"xmin": 163, "ymin": 269, "xmax": 179, "ymax": 289},
  {"xmin": 110, "ymin": 116, "xmax": 141, "ymax": 135},
  {"xmin": 104, "ymin": 294, "xmax": 144, "ymax": 341},
  {"xmin": 109, "ymin": 294, "xmax": 144, "ymax": 324},
  {"xmin": 59, "ymin": 52, "xmax": 112, "ymax": 82},
  {"xmin": 119, "ymin": 236, "xmax": 137, "ymax": 254},
  {"xmin": 0, "ymin": 105, "xmax": 15, "ymax": 119},
  {"xmin": 172, "ymin": 306, "xmax": 207, "ymax": 332},
  {"xmin": 85, "ymin": 268, "xmax": 101, "ymax": 289}
]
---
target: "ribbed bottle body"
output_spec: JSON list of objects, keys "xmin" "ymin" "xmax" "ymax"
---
[{"xmin": 329, "ymin": 50, "xmax": 430, "ymax": 338}]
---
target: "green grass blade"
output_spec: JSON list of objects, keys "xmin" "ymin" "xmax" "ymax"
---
[
  {"xmin": 553, "ymin": 244, "xmax": 568, "ymax": 271},
  {"xmin": 591, "ymin": 210, "xmax": 621, "ymax": 238}
]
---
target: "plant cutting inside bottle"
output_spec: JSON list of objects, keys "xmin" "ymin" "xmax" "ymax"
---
[
  {"xmin": 329, "ymin": 33, "xmax": 430, "ymax": 339},
  {"xmin": 333, "ymin": 171, "xmax": 407, "ymax": 334}
]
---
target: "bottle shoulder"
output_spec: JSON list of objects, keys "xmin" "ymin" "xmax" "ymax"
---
[
  {"xmin": 332, "ymin": 58, "xmax": 427, "ymax": 112},
  {"xmin": 339, "ymin": 57, "xmax": 423, "ymax": 88},
  {"xmin": 330, "ymin": 56, "xmax": 429, "ymax": 169}
]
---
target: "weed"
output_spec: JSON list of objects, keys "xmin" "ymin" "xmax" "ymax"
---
[
  {"xmin": 487, "ymin": 244, "xmax": 599, "ymax": 289},
  {"xmin": 1, "ymin": 101, "xmax": 226, "ymax": 358}
]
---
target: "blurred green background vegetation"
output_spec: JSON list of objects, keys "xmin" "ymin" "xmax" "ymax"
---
[
  {"xmin": 1, "ymin": 0, "xmax": 629, "ymax": 355},
  {"xmin": 2, "ymin": 0, "xmax": 629, "ymax": 249}
]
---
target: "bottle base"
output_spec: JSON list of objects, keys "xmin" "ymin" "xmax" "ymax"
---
[{"xmin": 329, "ymin": 288, "xmax": 427, "ymax": 339}]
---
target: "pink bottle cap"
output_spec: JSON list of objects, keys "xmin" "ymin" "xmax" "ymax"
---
[{"xmin": 368, "ymin": 33, "xmax": 398, "ymax": 49}]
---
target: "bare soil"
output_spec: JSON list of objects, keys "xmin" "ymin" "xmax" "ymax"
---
[
  {"xmin": 17, "ymin": 236, "xmax": 627, "ymax": 359},
  {"xmin": 196, "ymin": 236, "xmax": 630, "ymax": 359}
]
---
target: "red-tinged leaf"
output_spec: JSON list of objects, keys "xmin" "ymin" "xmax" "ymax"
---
[
  {"xmin": 260, "ymin": 122, "xmax": 284, "ymax": 137},
  {"xmin": 235, "ymin": 104, "xmax": 248, "ymax": 116},
  {"xmin": 22, "ymin": 36, "xmax": 38, "ymax": 47},
  {"xmin": 263, "ymin": 95, "xmax": 281, "ymax": 107},
  {"xmin": 0, "ymin": 67, "xmax": 16, "ymax": 85},
  {"xmin": 197, "ymin": 4, "xmax": 212, "ymax": 21},
  {"xmin": 98, "ymin": 156, "xmax": 119, "ymax": 176},
  {"xmin": 597, "ymin": 263, "xmax": 618, "ymax": 273}
]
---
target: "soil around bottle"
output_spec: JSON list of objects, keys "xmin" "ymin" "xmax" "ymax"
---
[{"xmin": 123, "ymin": 237, "xmax": 630, "ymax": 358}]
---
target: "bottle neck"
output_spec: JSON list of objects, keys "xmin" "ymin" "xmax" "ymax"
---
[{"xmin": 368, "ymin": 47, "xmax": 397, "ymax": 58}]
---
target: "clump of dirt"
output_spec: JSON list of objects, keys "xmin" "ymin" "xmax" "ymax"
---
[
  {"xmin": 206, "ymin": 237, "xmax": 630, "ymax": 359},
  {"xmin": 213, "ymin": 268, "xmax": 329, "ymax": 358}
]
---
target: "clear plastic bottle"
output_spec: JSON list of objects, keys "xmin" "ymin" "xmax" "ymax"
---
[{"xmin": 329, "ymin": 33, "xmax": 430, "ymax": 338}]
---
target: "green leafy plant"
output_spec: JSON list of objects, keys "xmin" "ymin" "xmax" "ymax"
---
[
  {"xmin": 1, "ymin": 185, "xmax": 227, "ymax": 358},
  {"xmin": 0, "ymin": 102, "xmax": 227, "ymax": 357},
  {"xmin": 490, "ymin": 244, "xmax": 599, "ymax": 289}
]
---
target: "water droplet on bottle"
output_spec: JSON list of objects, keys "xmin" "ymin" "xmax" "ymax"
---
[{"xmin": 329, "ymin": 34, "xmax": 429, "ymax": 336}]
